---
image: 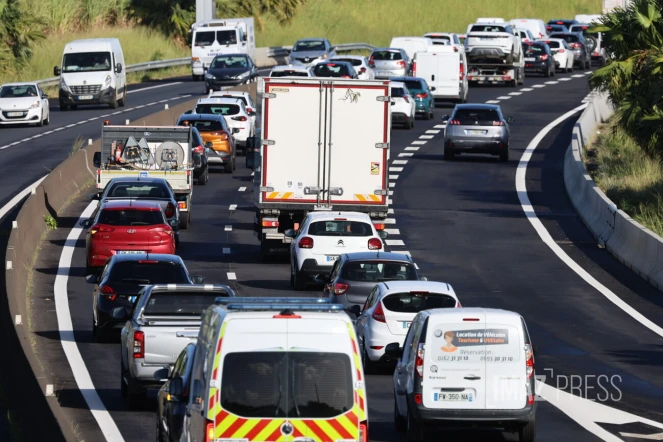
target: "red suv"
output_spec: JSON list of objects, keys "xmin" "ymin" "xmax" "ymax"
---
[{"xmin": 82, "ymin": 200, "xmax": 176, "ymax": 272}]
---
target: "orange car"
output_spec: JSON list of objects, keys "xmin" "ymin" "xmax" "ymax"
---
[{"xmin": 177, "ymin": 113, "xmax": 237, "ymax": 173}]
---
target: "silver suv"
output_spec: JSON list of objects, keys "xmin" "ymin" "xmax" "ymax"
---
[{"xmin": 369, "ymin": 48, "xmax": 411, "ymax": 78}]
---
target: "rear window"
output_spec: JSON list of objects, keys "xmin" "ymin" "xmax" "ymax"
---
[
  {"xmin": 183, "ymin": 119, "xmax": 225, "ymax": 132},
  {"xmin": 543, "ymin": 40, "xmax": 561, "ymax": 48},
  {"xmin": 195, "ymin": 103, "xmax": 240, "ymax": 115},
  {"xmin": 106, "ymin": 183, "xmax": 169, "ymax": 199},
  {"xmin": 217, "ymin": 95, "xmax": 248, "ymax": 106},
  {"xmin": 453, "ymin": 108, "xmax": 501, "ymax": 123},
  {"xmin": 313, "ymin": 63, "xmax": 352, "ymax": 77},
  {"xmin": 108, "ymin": 261, "xmax": 189, "ymax": 284},
  {"xmin": 221, "ymin": 352, "xmax": 353, "ymax": 418},
  {"xmin": 470, "ymin": 25, "xmax": 506, "ymax": 33},
  {"xmin": 97, "ymin": 208, "xmax": 164, "ymax": 226},
  {"xmin": 391, "ymin": 87, "xmax": 406, "ymax": 97},
  {"xmin": 403, "ymin": 80, "xmax": 424, "ymax": 92},
  {"xmin": 552, "ymin": 34, "xmax": 580, "ymax": 43},
  {"xmin": 371, "ymin": 51, "xmax": 402, "ymax": 61},
  {"xmin": 341, "ymin": 261, "xmax": 418, "ymax": 282},
  {"xmin": 382, "ymin": 292, "xmax": 456, "ymax": 312},
  {"xmin": 334, "ymin": 58, "xmax": 362, "ymax": 66},
  {"xmin": 569, "ymin": 25, "xmax": 590, "ymax": 35},
  {"xmin": 308, "ymin": 220, "xmax": 373, "ymax": 236},
  {"xmin": 143, "ymin": 291, "xmax": 229, "ymax": 316},
  {"xmin": 270, "ymin": 70, "xmax": 310, "ymax": 77},
  {"xmin": 523, "ymin": 44, "xmax": 546, "ymax": 54}
]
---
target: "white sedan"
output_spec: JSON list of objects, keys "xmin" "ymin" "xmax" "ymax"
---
[
  {"xmin": 0, "ymin": 82, "xmax": 50, "ymax": 126},
  {"xmin": 329, "ymin": 55, "xmax": 375, "ymax": 80},
  {"xmin": 390, "ymin": 82, "xmax": 416, "ymax": 129},
  {"xmin": 537, "ymin": 38, "xmax": 575, "ymax": 72},
  {"xmin": 354, "ymin": 280, "xmax": 460, "ymax": 371},
  {"xmin": 193, "ymin": 96, "xmax": 255, "ymax": 154}
]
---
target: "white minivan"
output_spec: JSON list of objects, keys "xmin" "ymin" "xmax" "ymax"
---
[
  {"xmin": 413, "ymin": 46, "xmax": 468, "ymax": 104},
  {"xmin": 389, "ymin": 36, "xmax": 435, "ymax": 61},
  {"xmin": 53, "ymin": 38, "xmax": 126, "ymax": 111},
  {"xmin": 389, "ymin": 307, "xmax": 537, "ymax": 441}
]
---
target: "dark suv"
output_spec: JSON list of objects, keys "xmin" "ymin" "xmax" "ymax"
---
[
  {"xmin": 549, "ymin": 32, "xmax": 591, "ymax": 69},
  {"xmin": 321, "ymin": 252, "xmax": 425, "ymax": 312}
]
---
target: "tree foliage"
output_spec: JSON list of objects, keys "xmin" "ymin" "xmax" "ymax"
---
[
  {"xmin": 218, "ymin": 0, "xmax": 307, "ymax": 31},
  {"xmin": 589, "ymin": 0, "xmax": 663, "ymax": 157},
  {"xmin": 0, "ymin": 0, "xmax": 45, "ymax": 74}
]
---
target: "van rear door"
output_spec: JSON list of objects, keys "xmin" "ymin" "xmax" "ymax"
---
[
  {"xmin": 423, "ymin": 311, "xmax": 486, "ymax": 410},
  {"xmin": 484, "ymin": 316, "xmax": 528, "ymax": 409},
  {"xmin": 435, "ymin": 51, "xmax": 461, "ymax": 99}
]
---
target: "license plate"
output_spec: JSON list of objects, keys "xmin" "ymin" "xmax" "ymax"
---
[
  {"xmin": 402, "ymin": 321, "xmax": 412, "ymax": 329},
  {"xmin": 326, "ymin": 255, "xmax": 338, "ymax": 262},
  {"xmin": 467, "ymin": 130, "xmax": 487, "ymax": 135},
  {"xmin": 378, "ymin": 71, "xmax": 391, "ymax": 76},
  {"xmin": 118, "ymin": 250, "xmax": 146, "ymax": 254},
  {"xmin": 78, "ymin": 95, "xmax": 93, "ymax": 100},
  {"xmin": 434, "ymin": 391, "xmax": 474, "ymax": 402},
  {"xmin": 525, "ymin": 57, "xmax": 535, "ymax": 62},
  {"xmin": 7, "ymin": 112, "xmax": 23, "ymax": 117}
]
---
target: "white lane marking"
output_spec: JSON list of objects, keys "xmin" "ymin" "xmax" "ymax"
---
[
  {"xmin": 572, "ymin": 74, "xmax": 585, "ymax": 78},
  {"xmin": 223, "ymin": 248, "xmax": 231, "ymax": 254},
  {"xmin": 0, "ymin": 176, "xmax": 47, "ymax": 220},
  {"xmin": 225, "ymin": 225, "xmax": 232, "ymax": 232},
  {"xmin": 497, "ymin": 96, "xmax": 511, "ymax": 100},
  {"xmin": 520, "ymin": 88, "xmax": 534, "ymax": 91},
  {"xmin": 384, "ymin": 218, "xmax": 396, "ymax": 224},
  {"xmin": 227, "ymin": 272, "xmax": 237, "ymax": 280},
  {"xmin": 65, "ymin": 124, "xmax": 77, "ymax": 128},
  {"xmin": 127, "ymin": 82, "xmax": 183, "ymax": 94},
  {"xmin": 251, "ymin": 171, "xmax": 255, "ymax": 176},
  {"xmin": 391, "ymin": 167, "xmax": 404, "ymax": 172},
  {"xmin": 388, "ymin": 208, "xmax": 394, "ymax": 214},
  {"xmin": 434, "ymin": 124, "xmax": 446, "ymax": 129},
  {"xmin": 393, "ymin": 160, "xmax": 408, "ymax": 165},
  {"xmin": 585, "ymin": 71, "xmax": 592, "ymax": 74},
  {"xmin": 486, "ymin": 100, "xmax": 501, "ymax": 104},
  {"xmin": 533, "ymin": 84, "xmax": 546, "ymax": 88},
  {"xmin": 545, "ymin": 81, "xmax": 559, "ymax": 84},
  {"xmin": 508, "ymin": 92, "xmax": 523, "ymax": 96},
  {"xmin": 399, "ymin": 153, "xmax": 413, "ymax": 157},
  {"xmin": 559, "ymin": 78, "xmax": 572, "ymax": 81},
  {"xmin": 389, "ymin": 182, "xmax": 396, "ymax": 188},
  {"xmin": 516, "ymin": 103, "xmax": 663, "ymax": 339},
  {"xmin": 405, "ymin": 146, "xmax": 419, "ymax": 151},
  {"xmin": 388, "ymin": 190, "xmax": 394, "ymax": 196},
  {"xmin": 412, "ymin": 140, "xmax": 427, "ymax": 145},
  {"xmin": 238, "ymin": 186, "xmax": 247, "ymax": 192},
  {"xmin": 426, "ymin": 130, "xmax": 441, "ymax": 134},
  {"xmin": 385, "ymin": 228, "xmax": 400, "ymax": 235},
  {"xmin": 389, "ymin": 174, "xmax": 400, "ymax": 179},
  {"xmin": 419, "ymin": 135, "xmax": 434, "ymax": 139},
  {"xmin": 229, "ymin": 204, "xmax": 237, "ymax": 210},
  {"xmin": 55, "ymin": 201, "xmax": 125, "ymax": 441},
  {"xmin": 386, "ymin": 239, "xmax": 405, "ymax": 246}
]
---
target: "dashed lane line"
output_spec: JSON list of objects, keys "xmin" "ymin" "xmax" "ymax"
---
[
  {"xmin": 434, "ymin": 124, "xmax": 446, "ymax": 128},
  {"xmin": 584, "ymin": 71, "xmax": 592, "ymax": 74},
  {"xmin": 520, "ymin": 88, "xmax": 534, "ymax": 91},
  {"xmin": 559, "ymin": 78, "xmax": 572, "ymax": 81},
  {"xmin": 419, "ymin": 135, "xmax": 434, "ymax": 139},
  {"xmin": 391, "ymin": 167, "xmax": 404, "ymax": 172},
  {"xmin": 388, "ymin": 208, "xmax": 394, "ymax": 214},
  {"xmin": 532, "ymin": 84, "xmax": 546, "ymax": 88},
  {"xmin": 227, "ymin": 272, "xmax": 237, "ymax": 280},
  {"xmin": 426, "ymin": 130, "xmax": 441, "ymax": 134},
  {"xmin": 385, "ymin": 228, "xmax": 400, "ymax": 235},
  {"xmin": 238, "ymin": 187, "xmax": 247, "ymax": 192},
  {"xmin": 572, "ymin": 74, "xmax": 585, "ymax": 78},
  {"xmin": 496, "ymin": 96, "xmax": 511, "ymax": 100},
  {"xmin": 486, "ymin": 100, "xmax": 500, "ymax": 104},
  {"xmin": 399, "ymin": 153, "xmax": 413, "ymax": 157},
  {"xmin": 389, "ymin": 182, "xmax": 396, "ymax": 188},
  {"xmin": 384, "ymin": 218, "xmax": 396, "ymax": 224},
  {"xmin": 405, "ymin": 146, "xmax": 419, "ymax": 151},
  {"xmin": 386, "ymin": 239, "xmax": 405, "ymax": 246},
  {"xmin": 545, "ymin": 81, "xmax": 559, "ymax": 85},
  {"xmin": 389, "ymin": 174, "xmax": 399, "ymax": 179},
  {"xmin": 225, "ymin": 225, "xmax": 232, "ymax": 232},
  {"xmin": 229, "ymin": 204, "xmax": 237, "ymax": 211},
  {"xmin": 392, "ymin": 160, "xmax": 408, "ymax": 165},
  {"xmin": 509, "ymin": 92, "xmax": 523, "ymax": 96},
  {"xmin": 412, "ymin": 140, "xmax": 427, "ymax": 145},
  {"xmin": 388, "ymin": 190, "xmax": 394, "ymax": 196}
]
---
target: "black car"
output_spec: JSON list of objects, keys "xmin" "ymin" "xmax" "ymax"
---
[
  {"xmin": 549, "ymin": 32, "xmax": 591, "ymax": 69},
  {"xmin": 156, "ymin": 343, "xmax": 195, "ymax": 442},
  {"xmin": 204, "ymin": 54, "xmax": 259, "ymax": 93},
  {"xmin": 190, "ymin": 126, "xmax": 209, "ymax": 185},
  {"xmin": 87, "ymin": 254, "xmax": 203, "ymax": 342},
  {"xmin": 522, "ymin": 41, "xmax": 555, "ymax": 77},
  {"xmin": 312, "ymin": 61, "xmax": 358, "ymax": 78},
  {"xmin": 546, "ymin": 23, "xmax": 569, "ymax": 34},
  {"xmin": 321, "ymin": 252, "xmax": 424, "ymax": 312}
]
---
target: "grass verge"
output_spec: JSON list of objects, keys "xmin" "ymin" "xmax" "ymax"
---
[
  {"xmin": 585, "ymin": 118, "xmax": 663, "ymax": 237},
  {"xmin": 255, "ymin": 0, "xmax": 603, "ymax": 47}
]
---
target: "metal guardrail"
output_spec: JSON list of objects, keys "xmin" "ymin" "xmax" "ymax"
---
[{"xmin": 36, "ymin": 43, "xmax": 375, "ymax": 88}]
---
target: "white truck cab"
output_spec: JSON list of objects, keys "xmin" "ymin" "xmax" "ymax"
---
[
  {"xmin": 190, "ymin": 18, "xmax": 255, "ymax": 81},
  {"xmin": 53, "ymin": 38, "xmax": 126, "ymax": 111},
  {"xmin": 181, "ymin": 298, "xmax": 369, "ymax": 442}
]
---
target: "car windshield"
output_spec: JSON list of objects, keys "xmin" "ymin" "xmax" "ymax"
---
[
  {"xmin": 194, "ymin": 30, "xmax": 237, "ymax": 47},
  {"xmin": 294, "ymin": 41, "xmax": 326, "ymax": 52},
  {"xmin": 62, "ymin": 52, "xmax": 112, "ymax": 73},
  {"xmin": 271, "ymin": 70, "xmax": 309, "ymax": 77},
  {"xmin": 308, "ymin": 220, "xmax": 373, "ymax": 236},
  {"xmin": 453, "ymin": 108, "xmax": 501, "ymax": 124},
  {"xmin": 371, "ymin": 51, "xmax": 402, "ymax": 61},
  {"xmin": 470, "ymin": 25, "xmax": 506, "ymax": 32},
  {"xmin": 382, "ymin": 292, "xmax": 457, "ymax": 312},
  {"xmin": 210, "ymin": 56, "xmax": 248, "ymax": 69},
  {"xmin": 196, "ymin": 103, "xmax": 240, "ymax": 115},
  {"xmin": 221, "ymin": 352, "xmax": 353, "ymax": 418},
  {"xmin": 216, "ymin": 30, "xmax": 238, "ymax": 45},
  {"xmin": 313, "ymin": 63, "xmax": 352, "ymax": 77},
  {"xmin": 108, "ymin": 261, "xmax": 188, "ymax": 284},
  {"xmin": 523, "ymin": 44, "xmax": 545, "ymax": 55},
  {"xmin": 341, "ymin": 261, "xmax": 418, "ymax": 281},
  {"xmin": 143, "ymin": 292, "xmax": 229, "ymax": 316},
  {"xmin": 402, "ymin": 80, "xmax": 424, "ymax": 92},
  {"xmin": 106, "ymin": 183, "xmax": 169, "ymax": 199},
  {"xmin": 0, "ymin": 85, "xmax": 38, "ymax": 98},
  {"xmin": 551, "ymin": 34, "xmax": 580, "ymax": 43},
  {"xmin": 97, "ymin": 208, "xmax": 164, "ymax": 226},
  {"xmin": 182, "ymin": 119, "xmax": 225, "ymax": 132}
]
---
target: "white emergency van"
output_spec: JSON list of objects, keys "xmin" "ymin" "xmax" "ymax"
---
[
  {"xmin": 181, "ymin": 298, "xmax": 369, "ymax": 442},
  {"xmin": 190, "ymin": 18, "xmax": 255, "ymax": 81},
  {"xmin": 389, "ymin": 36, "xmax": 435, "ymax": 61},
  {"xmin": 413, "ymin": 46, "xmax": 468, "ymax": 104},
  {"xmin": 389, "ymin": 307, "xmax": 537, "ymax": 441},
  {"xmin": 53, "ymin": 38, "xmax": 126, "ymax": 111}
]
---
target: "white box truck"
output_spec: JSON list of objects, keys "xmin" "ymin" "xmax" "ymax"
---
[
  {"xmin": 245, "ymin": 77, "xmax": 392, "ymax": 258},
  {"xmin": 413, "ymin": 46, "xmax": 468, "ymax": 103},
  {"xmin": 190, "ymin": 18, "xmax": 255, "ymax": 81}
]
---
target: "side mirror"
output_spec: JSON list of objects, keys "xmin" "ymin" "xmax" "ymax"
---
[
  {"xmin": 385, "ymin": 342, "xmax": 403, "ymax": 358},
  {"xmin": 88, "ymin": 193, "xmax": 100, "ymax": 201},
  {"xmin": 441, "ymin": 115, "xmax": 450, "ymax": 122},
  {"xmin": 93, "ymin": 151, "xmax": 101, "ymax": 168},
  {"xmin": 430, "ymin": 86, "xmax": 436, "ymax": 91},
  {"xmin": 111, "ymin": 307, "xmax": 128, "ymax": 321},
  {"xmin": 313, "ymin": 274, "xmax": 327, "ymax": 284},
  {"xmin": 347, "ymin": 305, "xmax": 361, "ymax": 317},
  {"xmin": 419, "ymin": 276, "xmax": 428, "ymax": 281},
  {"xmin": 284, "ymin": 229, "xmax": 296, "ymax": 238},
  {"xmin": 53, "ymin": 66, "xmax": 60, "ymax": 76},
  {"xmin": 391, "ymin": 102, "xmax": 395, "ymax": 106},
  {"xmin": 242, "ymin": 34, "xmax": 248, "ymax": 42},
  {"xmin": 43, "ymin": 94, "xmax": 49, "ymax": 99},
  {"xmin": 85, "ymin": 273, "xmax": 98, "ymax": 284},
  {"xmin": 191, "ymin": 275, "xmax": 205, "ymax": 284},
  {"xmin": 169, "ymin": 377, "xmax": 184, "ymax": 397},
  {"xmin": 154, "ymin": 367, "xmax": 169, "ymax": 380},
  {"xmin": 378, "ymin": 231, "xmax": 388, "ymax": 240},
  {"xmin": 79, "ymin": 218, "xmax": 92, "ymax": 228},
  {"xmin": 205, "ymin": 141, "xmax": 213, "ymax": 148},
  {"xmin": 232, "ymin": 128, "xmax": 240, "ymax": 134},
  {"xmin": 170, "ymin": 219, "xmax": 178, "ymax": 227},
  {"xmin": 115, "ymin": 63, "xmax": 123, "ymax": 73},
  {"xmin": 506, "ymin": 116, "xmax": 515, "ymax": 123}
]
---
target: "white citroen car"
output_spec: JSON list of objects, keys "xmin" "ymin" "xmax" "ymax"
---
[
  {"xmin": 536, "ymin": 38, "xmax": 575, "ymax": 72},
  {"xmin": 0, "ymin": 82, "xmax": 50, "ymax": 126},
  {"xmin": 354, "ymin": 280, "xmax": 460, "ymax": 371},
  {"xmin": 286, "ymin": 212, "xmax": 386, "ymax": 290},
  {"xmin": 194, "ymin": 97, "xmax": 255, "ymax": 154},
  {"xmin": 390, "ymin": 82, "xmax": 416, "ymax": 129},
  {"xmin": 208, "ymin": 90, "xmax": 258, "ymax": 126}
]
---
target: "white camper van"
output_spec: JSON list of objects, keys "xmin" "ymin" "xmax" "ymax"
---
[
  {"xmin": 53, "ymin": 38, "xmax": 126, "ymax": 111},
  {"xmin": 413, "ymin": 46, "xmax": 468, "ymax": 104},
  {"xmin": 389, "ymin": 36, "xmax": 435, "ymax": 61},
  {"xmin": 190, "ymin": 18, "xmax": 256, "ymax": 81}
]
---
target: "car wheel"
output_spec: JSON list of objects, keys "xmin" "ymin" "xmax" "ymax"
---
[
  {"xmin": 224, "ymin": 160, "xmax": 233, "ymax": 173},
  {"xmin": 118, "ymin": 94, "xmax": 125, "ymax": 107},
  {"xmin": 499, "ymin": 146, "xmax": 510, "ymax": 162},
  {"xmin": 120, "ymin": 362, "xmax": 128, "ymax": 399},
  {"xmin": 59, "ymin": 101, "xmax": 67, "ymax": 111},
  {"xmin": 408, "ymin": 117, "xmax": 414, "ymax": 129},
  {"xmin": 109, "ymin": 93, "xmax": 118, "ymax": 109},
  {"xmin": 38, "ymin": 111, "xmax": 45, "ymax": 127},
  {"xmin": 205, "ymin": 87, "xmax": 211, "ymax": 95},
  {"xmin": 179, "ymin": 214, "xmax": 189, "ymax": 230},
  {"xmin": 519, "ymin": 419, "xmax": 536, "ymax": 442},
  {"xmin": 423, "ymin": 110, "xmax": 430, "ymax": 120},
  {"xmin": 444, "ymin": 145, "xmax": 454, "ymax": 161},
  {"xmin": 544, "ymin": 66, "xmax": 551, "ymax": 78},
  {"xmin": 199, "ymin": 167, "xmax": 208, "ymax": 185},
  {"xmin": 550, "ymin": 64, "xmax": 555, "ymax": 76},
  {"xmin": 428, "ymin": 108, "xmax": 434, "ymax": 119},
  {"xmin": 293, "ymin": 265, "xmax": 307, "ymax": 291},
  {"xmin": 406, "ymin": 408, "xmax": 424, "ymax": 442},
  {"xmin": 362, "ymin": 343, "xmax": 375, "ymax": 375},
  {"xmin": 394, "ymin": 394, "xmax": 407, "ymax": 432},
  {"xmin": 44, "ymin": 112, "xmax": 50, "ymax": 126}
]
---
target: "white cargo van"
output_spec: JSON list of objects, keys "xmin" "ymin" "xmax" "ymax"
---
[
  {"xmin": 388, "ymin": 307, "xmax": 537, "ymax": 441},
  {"xmin": 413, "ymin": 47, "xmax": 468, "ymax": 104},
  {"xmin": 389, "ymin": 36, "xmax": 434, "ymax": 61},
  {"xmin": 53, "ymin": 38, "xmax": 126, "ymax": 111},
  {"xmin": 509, "ymin": 18, "xmax": 548, "ymax": 39},
  {"xmin": 190, "ymin": 18, "xmax": 256, "ymax": 81}
]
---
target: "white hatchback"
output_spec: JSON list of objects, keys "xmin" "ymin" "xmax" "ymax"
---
[
  {"xmin": 193, "ymin": 97, "xmax": 255, "ymax": 153},
  {"xmin": 390, "ymin": 82, "xmax": 416, "ymax": 129},
  {"xmin": 286, "ymin": 212, "xmax": 386, "ymax": 290},
  {"xmin": 208, "ymin": 90, "xmax": 257, "ymax": 126},
  {"xmin": 0, "ymin": 82, "xmax": 50, "ymax": 126},
  {"xmin": 353, "ymin": 281, "xmax": 460, "ymax": 371}
]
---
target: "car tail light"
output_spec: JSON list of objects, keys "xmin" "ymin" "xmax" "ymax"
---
[
  {"xmin": 246, "ymin": 107, "xmax": 253, "ymax": 113},
  {"xmin": 412, "ymin": 60, "xmax": 417, "ymax": 76},
  {"xmin": 502, "ymin": 75, "xmax": 512, "ymax": 81},
  {"xmin": 459, "ymin": 63, "xmax": 464, "ymax": 80},
  {"xmin": 414, "ymin": 393, "xmax": 422, "ymax": 404},
  {"xmin": 334, "ymin": 218, "xmax": 347, "ymax": 221},
  {"xmin": 493, "ymin": 121, "xmax": 505, "ymax": 126},
  {"xmin": 373, "ymin": 223, "xmax": 385, "ymax": 230},
  {"xmin": 571, "ymin": 43, "xmax": 581, "ymax": 48},
  {"xmin": 334, "ymin": 282, "xmax": 349, "ymax": 295},
  {"xmin": 262, "ymin": 220, "xmax": 279, "ymax": 227},
  {"xmin": 178, "ymin": 201, "xmax": 187, "ymax": 210},
  {"xmin": 90, "ymin": 225, "xmax": 114, "ymax": 235},
  {"xmin": 415, "ymin": 92, "xmax": 428, "ymax": 99},
  {"xmin": 341, "ymin": 75, "xmax": 352, "ymax": 78},
  {"xmin": 415, "ymin": 342, "xmax": 425, "ymax": 377},
  {"xmin": 133, "ymin": 331, "xmax": 144, "ymax": 358},
  {"xmin": 540, "ymin": 54, "xmax": 549, "ymax": 60},
  {"xmin": 372, "ymin": 301, "xmax": 386, "ymax": 322},
  {"xmin": 403, "ymin": 95, "xmax": 410, "ymax": 103},
  {"xmin": 368, "ymin": 237, "xmax": 382, "ymax": 250},
  {"xmin": 203, "ymin": 420, "xmax": 214, "ymax": 442},
  {"xmin": 368, "ymin": 57, "xmax": 375, "ymax": 68},
  {"xmin": 525, "ymin": 343, "xmax": 534, "ymax": 378},
  {"xmin": 464, "ymin": 317, "xmax": 480, "ymax": 321},
  {"xmin": 101, "ymin": 285, "xmax": 117, "ymax": 301},
  {"xmin": 138, "ymin": 260, "xmax": 158, "ymax": 264},
  {"xmin": 456, "ymin": 300, "xmax": 462, "ymax": 307},
  {"xmin": 397, "ymin": 60, "xmax": 406, "ymax": 68},
  {"xmin": 448, "ymin": 119, "xmax": 461, "ymax": 125},
  {"xmin": 165, "ymin": 203, "xmax": 175, "ymax": 218},
  {"xmin": 231, "ymin": 116, "xmax": 247, "ymax": 122},
  {"xmin": 193, "ymin": 144, "xmax": 204, "ymax": 153},
  {"xmin": 558, "ymin": 49, "xmax": 565, "ymax": 53},
  {"xmin": 359, "ymin": 422, "xmax": 368, "ymax": 442},
  {"xmin": 298, "ymin": 236, "xmax": 313, "ymax": 248},
  {"xmin": 556, "ymin": 21, "xmax": 564, "ymax": 24},
  {"xmin": 359, "ymin": 67, "xmax": 366, "ymax": 73}
]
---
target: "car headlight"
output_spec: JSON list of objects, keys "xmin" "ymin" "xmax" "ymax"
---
[
  {"xmin": 60, "ymin": 77, "xmax": 70, "ymax": 92},
  {"xmin": 29, "ymin": 100, "xmax": 40, "ymax": 109},
  {"xmin": 235, "ymin": 71, "xmax": 249, "ymax": 79},
  {"xmin": 205, "ymin": 72, "xmax": 215, "ymax": 80},
  {"xmin": 321, "ymin": 54, "xmax": 328, "ymax": 59},
  {"xmin": 103, "ymin": 75, "xmax": 111, "ymax": 89}
]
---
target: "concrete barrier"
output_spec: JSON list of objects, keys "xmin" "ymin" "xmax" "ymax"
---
[
  {"xmin": 563, "ymin": 91, "xmax": 663, "ymax": 292},
  {"xmin": 4, "ymin": 82, "xmax": 256, "ymax": 440}
]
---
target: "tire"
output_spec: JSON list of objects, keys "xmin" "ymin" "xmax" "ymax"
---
[
  {"xmin": 233, "ymin": 155, "xmax": 236, "ymax": 171},
  {"xmin": 519, "ymin": 419, "xmax": 536, "ymax": 442},
  {"xmin": 428, "ymin": 108, "xmax": 434, "ymax": 119},
  {"xmin": 199, "ymin": 167, "xmax": 208, "ymax": 185},
  {"xmin": 179, "ymin": 213, "xmax": 189, "ymax": 230},
  {"xmin": 444, "ymin": 146, "xmax": 454, "ymax": 160},
  {"xmin": 362, "ymin": 344, "xmax": 375, "ymax": 375},
  {"xmin": 544, "ymin": 67, "xmax": 551, "ymax": 78},
  {"xmin": 205, "ymin": 87, "xmax": 211, "ymax": 95},
  {"xmin": 120, "ymin": 363, "xmax": 128, "ymax": 399},
  {"xmin": 499, "ymin": 147, "xmax": 510, "ymax": 162},
  {"xmin": 394, "ymin": 394, "xmax": 407, "ymax": 432},
  {"xmin": 44, "ymin": 112, "xmax": 49, "ymax": 125},
  {"xmin": 406, "ymin": 408, "xmax": 424, "ymax": 442},
  {"xmin": 586, "ymin": 36, "xmax": 598, "ymax": 55},
  {"xmin": 59, "ymin": 101, "xmax": 67, "ymax": 111},
  {"xmin": 550, "ymin": 65, "xmax": 555, "ymax": 76},
  {"xmin": 118, "ymin": 93, "xmax": 125, "ymax": 107},
  {"xmin": 109, "ymin": 93, "xmax": 118, "ymax": 109},
  {"xmin": 224, "ymin": 160, "xmax": 233, "ymax": 173},
  {"xmin": 508, "ymin": 79, "xmax": 517, "ymax": 87},
  {"xmin": 423, "ymin": 110, "xmax": 430, "ymax": 120},
  {"xmin": 38, "ymin": 112, "xmax": 45, "ymax": 127},
  {"xmin": 293, "ymin": 264, "xmax": 306, "ymax": 291}
]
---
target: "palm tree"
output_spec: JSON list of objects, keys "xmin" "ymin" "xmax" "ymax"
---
[
  {"xmin": 0, "ymin": 0, "xmax": 45, "ymax": 74},
  {"xmin": 217, "ymin": 0, "xmax": 307, "ymax": 31}
]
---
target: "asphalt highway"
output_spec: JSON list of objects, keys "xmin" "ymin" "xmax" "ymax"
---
[{"xmin": 25, "ymin": 68, "xmax": 663, "ymax": 442}]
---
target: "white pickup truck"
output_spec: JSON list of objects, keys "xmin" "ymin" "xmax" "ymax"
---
[{"xmin": 117, "ymin": 284, "xmax": 235, "ymax": 408}]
